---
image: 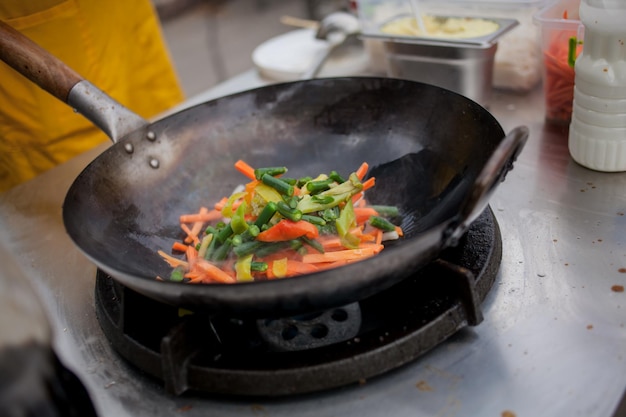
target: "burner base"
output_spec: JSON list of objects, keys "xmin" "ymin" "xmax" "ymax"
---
[{"xmin": 95, "ymin": 207, "xmax": 501, "ymax": 396}]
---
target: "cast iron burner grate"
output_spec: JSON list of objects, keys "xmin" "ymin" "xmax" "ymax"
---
[{"xmin": 95, "ymin": 208, "xmax": 501, "ymax": 397}]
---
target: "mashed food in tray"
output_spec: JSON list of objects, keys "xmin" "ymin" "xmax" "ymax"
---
[{"xmin": 381, "ymin": 15, "xmax": 500, "ymax": 39}]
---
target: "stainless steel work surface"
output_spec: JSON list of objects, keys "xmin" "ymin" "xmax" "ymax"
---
[{"xmin": 1, "ymin": 71, "xmax": 625, "ymax": 417}]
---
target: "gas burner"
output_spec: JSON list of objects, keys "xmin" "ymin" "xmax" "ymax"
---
[{"xmin": 95, "ymin": 208, "xmax": 501, "ymax": 397}]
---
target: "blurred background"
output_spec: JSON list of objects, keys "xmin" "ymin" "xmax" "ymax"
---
[{"xmin": 154, "ymin": 0, "xmax": 349, "ymax": 97}]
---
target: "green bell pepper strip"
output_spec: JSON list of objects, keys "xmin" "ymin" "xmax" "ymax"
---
[
  {"xmin": 230, "ymin": 201, "xmax": 249, "ymax": 234},
  {"xmin": 336, "ymin": 200, "xmax": 360, "ymax": 249}
]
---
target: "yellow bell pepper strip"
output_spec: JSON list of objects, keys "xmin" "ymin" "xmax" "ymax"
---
[
  {"xmin": 235, "ymin": 254, "xmax": 254, "ymax": 282},
  {"xmin": 272, "ymin": 258, "xmax": 288, "ymax": 278},
  {"xmin": 254, "ymin": 183, "xmax": 283, "ymax": 204}
]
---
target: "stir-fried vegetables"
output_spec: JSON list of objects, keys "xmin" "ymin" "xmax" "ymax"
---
[{"xmin": 157, "ymin": 160, "xmax": 403, "ymax": 284}]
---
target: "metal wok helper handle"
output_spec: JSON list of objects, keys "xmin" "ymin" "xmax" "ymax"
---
[
  {"xmin": 0, "ymin": 20, "xmax": 147, "ymax": 143},
  {"xmin": 447, "ymin": 125, "xmax": 529, "ymax": 245}
]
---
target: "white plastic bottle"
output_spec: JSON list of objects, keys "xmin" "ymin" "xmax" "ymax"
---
[{"xmin": 568, "ymin": 0, "xmax": 626, "ymax": 172}]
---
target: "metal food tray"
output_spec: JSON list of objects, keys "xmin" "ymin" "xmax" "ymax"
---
[{"xmin": 361, "ymin": 14, "xmax": 519, "ymax": 48}]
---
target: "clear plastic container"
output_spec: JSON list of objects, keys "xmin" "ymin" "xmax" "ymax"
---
[
  {"xmin": 568, "ymin": 0, "xmax": 626, "ymax": 172},
  {"xmin": 356, "ymin": 0, "xmax": 548, "ymax": 92},
  {"xmin": 533, "ymin": 0, "xmax": 583, "ymax": 125}
]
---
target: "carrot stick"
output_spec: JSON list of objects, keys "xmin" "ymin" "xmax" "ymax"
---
[
  {"xmin": 195, "ymin": 259, "xmax": 237, "ymax": 283},
  {"xmin": 315, "ymin": 259, "xmax": 349, "ymax": 270},
  {"xmin": 542, "ymin": 33, "xmax": 580, "ymax": 122},
  {"xmin": 362, "ymin": 177, "xmax": 375, "ymax": 191},
  {"xmin": 181, "ymin": 224, "xmax": 199, "ymax": 245},
  {"xmin": 285, "ymin": 260, "xmax": 319, "ymax": 275},
  {"xmin": 234, "ymin": 159, "xmax": 256, "ymax": 181},
  {"xmin": 213, "ymin": 197, "xmax": 229, "ymax": 211},
  {"xmin": 157, "ymin": 250, "xmax": 188, "ymax": 268},
  {"xmin": 375, "ymin": 228, "xmax": 383, "ymax": 245},
  {"xmin": 317, "ymin": 236, "xmax": 344, "ymax": 251},
  {"xmin": 355, "ymin": 162, "xmax": 369, "ymax": 180},
  {"xmin": 244, "ymin": 180, "xmax": 260, "ymax": 204},
  {"xmin": 302, "ymin": 245, "xmax": 383, "ymax": 263},
  {"xmin": 354, "ymin": 207, "xmax": 379, "ymax": 224},
  {"xmin": 179, "ymin": 208, "xmax": 222, "ymax": 223},
  {"xmin": 185, "ymin": 245, "xmax": 199, "ymax": 270},
  {"xmin": 172, "ymin": 241, "xmax": 189, "ymax": 252},
  {"xmin": 183, "ymin": 207, "xmax": 208, "ymax": 245}
]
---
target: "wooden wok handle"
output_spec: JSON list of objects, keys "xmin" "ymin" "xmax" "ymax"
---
[{"xmin": 0, "ymin": 20, "xmax": 82, "ymax": 103}]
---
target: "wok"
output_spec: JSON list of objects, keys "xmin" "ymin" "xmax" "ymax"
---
[{"xmin": 0, "ymin": 21, "xmax": 527, "ymax": 316}]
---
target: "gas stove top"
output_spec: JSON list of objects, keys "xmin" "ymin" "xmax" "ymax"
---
[{"xmin": 95, "ymin": 208, "xmax": 501, "ymax": 397}]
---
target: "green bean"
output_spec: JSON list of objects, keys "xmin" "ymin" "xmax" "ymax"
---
[
  {"xmin": 261, "ymin": 173, "xmax": 294, "ymax": 196},
  {"xmin": 370, "ymin": 205, "xmax": 400, "ymax": 217},
  {"xmin": 233, "ymin": 240, "xmax": 265, "ymax": 257},
  {"xmin": 301, "ymin": 214, "xmax": 326, "ymax": 226},
  {"xmin": 369, "ymin": 215, "xmax": 397, "ymax": 232},
  {"xmin": 254, "ymin": 201, "xmax": 277, "ymax": 228},
  {"xmin": 231, "ymin": 234, "xmax": 243, "ymax": 247},
  {"xmin": 306, "ymin": 178, "xmax": 334, "ymax": 194},
  {"xmin": 297, "ymin": 176, "xmax": 313, "ymax": 187},
  {"xmin": 216, "ymin": 223, "xmax": 233, "ymax": 243},
  {"xmin": 251, "ymin": 262, "xmax": 268, "ymax": 272},
  {"xmin": 170, "ymin": 266, "xmax": 185, "ymax": 282},
  {"xmin": 254, "ymin": 166, "xmax": 287, "ymax": 179},
  {"xmin": 203, "ymin": 232, "xmax": 219, "ymax": 260},
  {"xmin": 240, "ymin": 224, "xmax": 260, "ymax": 240},
  {"xmin": 300, "ymin": 236, "xmax": 324, "ymax": 254},
  {"xmin": 276, "ymin": 201, "xmax": 302, "ymax": 222},
  {"xmin": 211, "ymin": 238, "xmax": 233, "ymax": 261},
  {"xmin": 329, "ymin": 170, "xmax": 345, "ymax": 183},
  {"xmin": 255, "ymin": 242, "xmax": 289, "ymax": 257},
  {"xmin": 279, "ymin": 177, "xmax": 298, "ymax": 186},
  {"xmin": 283, "ymin": 195, "xmax": 299, "ymax": 209}
]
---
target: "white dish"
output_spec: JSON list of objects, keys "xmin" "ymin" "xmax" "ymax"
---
[{"xmin": 252, "ymin": 29, "xmax": 369, "ymax": 81}]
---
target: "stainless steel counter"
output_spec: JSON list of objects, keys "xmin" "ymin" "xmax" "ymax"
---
[{"xmin": 1, "ymin": 70, "xmax": 625, "ymax": 417}]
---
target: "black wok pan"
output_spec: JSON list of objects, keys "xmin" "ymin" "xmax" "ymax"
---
[{"xmin": 0, "ymin": 21, "xmax": 527, "ymax": 316}]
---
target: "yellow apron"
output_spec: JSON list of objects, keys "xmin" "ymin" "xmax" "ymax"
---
[{"xmin": 0, "ymin": 0, "xmax": 184, "ymax": 192}]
